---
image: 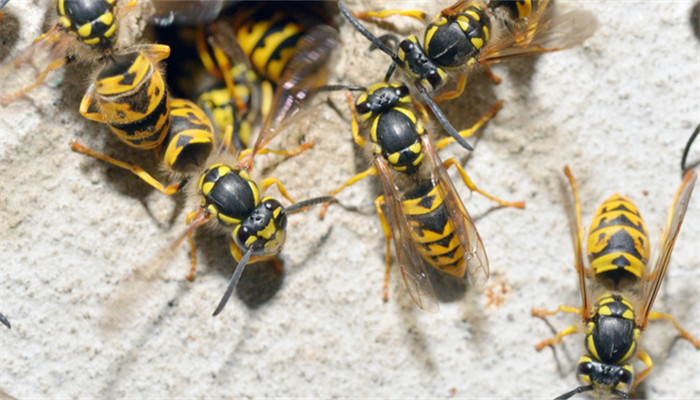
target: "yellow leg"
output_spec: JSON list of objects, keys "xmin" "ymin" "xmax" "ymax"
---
[
  {"xmin": 535, "ymin": 323, "xmax": 579, "ymax": 351},
  {"xmin": 185, "ymin": 210, "xmax": 200, "ymax": 281},
  {"xmin": 484, "ymin": 65, "xmax": 502, "ymax": 84},
  {"xmin": 346, "ymin": 91, "xmax": 366, "ymax": 147},
  {"xmin": 411, "ymin": 99, "xmax": 430, "ymax": 123},
  {"xmin": 444, "ymin": 158, "xmax": 525, "ymax": 209},
  {"xmin": 1, "ymin": 56, "xmax": 67, "ymax": 106},
  {"xmin": 647, "ymin": 311, "xmax": 700, "ymax": 348},
  {"xmin": 258, "ymin": 177, "xmax": 295, "ymax": 204},
  {"xmin": 631, "ymin": 349, "xmax": 653, "ymax": 390},
  {"xmin": 71, "ymin": 141, "xmax": 180, "ymax": 195},
  {"xmin": 374, "ymin": 195, "xmax": 393, "ymax": 302},
  {"xmin": 531, "ymin": 304, "xmax": 583, "ymax": 318},
  {"xmin": 354, "ymin": 9, "xmax": 426, "ymax": 22},
  {"xmin": 434, "ymin": 101, "xmax": 503, "ymax": 150},
  {"xmin": 319, "ymin": 166, "xmax": 378, "ymax": 219},
  {"xmin": 432, "ymin": 72, "xmax": 467, "ymax": 102},
  {"xmin": 254, "ymin": 139, "xmax": 315, "ymax": 158}
]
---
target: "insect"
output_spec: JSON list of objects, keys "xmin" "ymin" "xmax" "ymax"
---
[
  {"xmin": 1, "ymin": 0, "xmax": 141, "ymax": 105},
  {"xmin": 337, "ymin": 0, "xmax": 598, "ymax": 152},
  {"xmin": 320, "ymin": 82, "xmax": 524, "ymax": 312},
  {"xmin": 532, "ymin": 167, "xmax": 699, "ymax": 399},
  {"xmin": 201, "ymin": 3, "xmax": 339, "ymax": 171},
  {"xmin": 69, "ymin": 44, "xmax": 217, "ymax": 195},
  {"xmin": 182, "ymin": 161, "xmax": 332, "ymax": 316}
]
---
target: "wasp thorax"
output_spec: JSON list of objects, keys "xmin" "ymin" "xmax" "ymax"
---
[
  {"xmin": 199, "ymin": 165, "xmax": 259, "ymax": 227},
  {"xmin": 358, "ymin": 84, "xmax": 410, "ymax": 116},
  {"xmin": 59, "ymin": 0, "xmax": 118, "ymax": 49},
  {"xmin": 398, "ymin": 37, "xmax": 445, "ymax": 93},
  {"xmin": 234, "ymin": 198, "xmax": 288, "ymax": 256}
]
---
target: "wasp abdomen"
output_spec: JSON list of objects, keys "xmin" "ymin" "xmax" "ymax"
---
[
  {"xmin": 587, "ymin": 194, "xmax": 649, "ymax": 283},
  {"xmin": 425, "ymin": 5, "xmax": 490, "ymax": 68}
]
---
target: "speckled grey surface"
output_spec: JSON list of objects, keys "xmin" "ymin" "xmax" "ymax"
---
[{"xmin": 0, "ymin": 1, "xmax": 698, "ymax": 399}]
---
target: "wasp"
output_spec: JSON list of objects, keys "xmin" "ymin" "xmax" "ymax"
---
[
  {"xmin": 338, "ymin": 0, "xmax": 597, "ymax": 152},
  {"xmin": 532, "ymin": 167, "xmax": 699, "ymax": 399},
  {"xmin": 319, "ymin": 82, "xmax": 524, "ymax": 312},
  {"xmin": 0, "ymin": 0, "xmax": 144, "ymax": 105},
  {"xmin": 69, "ymin": 43, "xmax": 218, "ymax": 195}
]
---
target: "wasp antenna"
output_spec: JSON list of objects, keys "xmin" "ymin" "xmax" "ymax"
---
[
  {"xmin": 415, "ymin": 82, "xmax": 473, "ymax": 151},
  {"xmin": 212, "ymin": 248, "xmax": 254, "ymax": 316},
  {"xmin": 553, "ymin": 385, "xmax": 593, "ymax": 400},
  {"xmin": 315, "ymin": 84, "xmax": 367, "ymax": 93},
  {"xmin": 681, "ymin": 123, "xmax": 699, "ymax": 174},
  {"xmin": 0, "ymin": 313, "xmax": 10, "ymax": 329},
  {"xmin": 338, "ymin": 2, "xmax": 404, "ymax": 66},
  {"xmin": 287, "ymin": 196, "xmax": 334, "ymax": 214}
]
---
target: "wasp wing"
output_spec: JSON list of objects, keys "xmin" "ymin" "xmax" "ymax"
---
[
  {"xmin": 421, "ymin": 134, "xmax": 489, "ymax": 290},
  {"xmin": 562, "ymin": 167, "xmax": 591, "ymax": 321},
  {"xmin": 639, "ymin": 170, "xmax": 697, "ymax": 327},
  {"xmin": 478, "ymin": 3, "xmax": 598, "ymax": 65},
  {"xmin": 374, "ymin": 156, "xmax": 439, "ymax": 313},
  {"xmin": 440, "ymin": 0, "xmax": 481, "ymax": 18},
  {"xmin": 247, "ymin": 24, "xmax": 338, "ymax": 162}
]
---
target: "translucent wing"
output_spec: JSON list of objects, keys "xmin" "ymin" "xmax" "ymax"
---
[
  {"xmin": 421, "ymin": 134, "xmax": 489, "ymax": 290},
  {"xmin": 246, "ymin": 24, "xmax": 339, "ymax": 166},
  {"xmin": 374, "ymin": 156, "xmax": 439, "ymax": 313},
  {"xmin": 440, "ymin": 0, "xmax": 481, "ymax": 18},
  {"xmin": 639, "ymin": 170, "xmax": 697, "ymax": 327},
  {"xmin": 0, "ymin": 24, "xmax": 73, "ymax": 105},
  {"xmin": 478, "ymin": 3, "xmax": 598, "ymax": 65},
  {"xmin": 563, "ymin": 166, "xmax": 591, "ymax": 320}
]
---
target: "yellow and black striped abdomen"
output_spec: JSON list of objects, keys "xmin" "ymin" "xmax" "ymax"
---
[
  {"xmin": 402, "ymin": 182, "xmax": 466, "ymax": 277},
  {"xmin": 161, "ymin": 99, "xmax": 214, "ymax": 173},
  {"xmin": 91, "ymin": 51, "xmax": 170, "ymax": 149},
  {"xmin": 587, "ymin": 194, "xmax": 649, "ymax": 283},
  {"xmin": 233, "ymin": 6, "xmax": 306, "ymax": 82}
]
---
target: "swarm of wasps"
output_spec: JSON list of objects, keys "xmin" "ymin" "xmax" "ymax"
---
[{"xmin": 0, "ymin": 0, "xmax": 697, "ymax": 398}]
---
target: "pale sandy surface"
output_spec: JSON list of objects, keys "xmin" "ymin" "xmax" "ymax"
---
[{"xmin": 0, "ymin": 1, "xmax": 698, "ymax": 398}]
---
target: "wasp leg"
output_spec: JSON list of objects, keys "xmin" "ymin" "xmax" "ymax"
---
[
  {"xmin": 258, "ymin": 177, "xmax": 296, "ymax": 204},
  {"xmin": 1, "ymin": 56, "xmax": 67, "ymax": 106},
  {"xmin": 531, "ymin": 305, "xmax": 583, "ymax": 318},
  {"xmin": 631, "ymin": 349, "xmax": 653, "ymax": 391},
  {"xmin": 432, "ymin": 72, "xmax": 467, "ymax": 102},
  {"xmin": 185, "ymin": 209, "xmax": 200, "ymax": 281},
  {"xmin": 71, "ymin": 141, "xmax": 181, "ymax": 195},
  {"xmin": 434, "ymin": 101, "xmax": 503, "ymax": 149},
  {"xmin": 354, "ymin": 9, "xmax": 426, "ymax": 22},
  {"xmin": 374, "ymin": 194, "xmax": 393, "ymax": 302},
  {"xmin": 254, "ymin": 139, "xmax": 315, "ymax": 158},
  {"xmin": 444, "ymin": 158, "xmax": 525, "ymax": 208},
  {"xmin": 319, "ymin": 166, "xmax": 378, "ymax": 219},
  {"xmin": 647, "ymin": 311, "xmax": 700, "ymax": 348},
  {"xmin": 483, "ymin": 65, "xmax": 502, "ymax": 84},
  {"xmin": 535, "ymin": 323, "xmax": 579, "ymax": 351}
]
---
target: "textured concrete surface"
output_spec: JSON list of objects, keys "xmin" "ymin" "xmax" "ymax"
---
[{"xmin": 0, "ymin": 1, "xmax": 698, "ymax": 398}]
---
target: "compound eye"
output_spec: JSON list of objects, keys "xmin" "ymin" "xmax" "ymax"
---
[
  {"xmin": 576, "ymin": 362, "xmax": 594, "ymax": 376},
  {"xmin": 356, "ymin": 101, "xmax": 369, "ymax": 115},
  {"xmin": 426, "ymin": 70, "xmax": 443, "ymax": 89},
  {"xmin": 618, "ymin": 369, "xmax": 633, "ymax": 386},
  {"xmin": 396, "ymin": 85, "xmax": 409, "ymax": 98},
  {"xmin": 399, "ymin": 40, "xmax": 413, "ymax": 52}
]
